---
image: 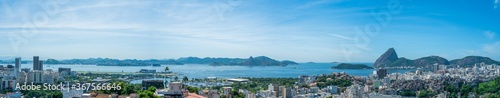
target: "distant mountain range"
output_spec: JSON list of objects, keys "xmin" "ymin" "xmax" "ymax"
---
[
  {"xmin": 43, "ymin": 56, "xmax": 298, "ymax": 66},
  {"xmin": 373, "ymin": 48, "xmax": 500, "ymax": 68}
]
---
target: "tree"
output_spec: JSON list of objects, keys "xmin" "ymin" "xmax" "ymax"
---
[
  {"xmin": 147, "ymin": 86, "xmax": 157, "ymax": 92},
  {"xmin": 174, "ymin": 76, "xmax": 179, "ymax": 81},
  {"xmin": 418, "ymin": 90, "xmax": 436, "ymax": 98},
  {"xmin": 165, "ymin": 66, "xmax": 169, "ymax": 72},
  {"xmin": 187, "ymin": 86, "xmax": 199, "ymax": 93},
  {"xmin": 121, "ymin": 84, "xmax": 136, "ymax": 95},
  {"xmin": 183, "ymin": 76, "xmax": 189, "ymax": 82},
  {"xmin": 138, "ymin": 86, "xmax": 159, "ymax": 98}
]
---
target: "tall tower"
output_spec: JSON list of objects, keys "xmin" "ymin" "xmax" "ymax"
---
[
  {"xmin": 39, "ymin": 61, "xmax": 43, "ymax": 71},
  {"xmin": 33, "ymin": 56, "xmax": 40, "ymax": 70},
  {"xmin": 15, "ymin": 57, "xmax": 21, "ymax": 69},
  {"xmin": 15, "ymin": 57, "xmax": 21, "ymax": 77}
]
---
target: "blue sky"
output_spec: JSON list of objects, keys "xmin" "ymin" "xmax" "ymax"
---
[{"xmin": 0, "ymin": 0, "xmax": 499, "ymax": 62}]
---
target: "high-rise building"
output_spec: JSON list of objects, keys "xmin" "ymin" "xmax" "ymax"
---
[
  {"xmin": 27, "ymin": 70, "xmax": 44, "ymax": 84},
  {"xmin": 281, "ymin": 86, "xmax": 292, "ymax": 98},
  {"xmin": 32, "ymin": 56, "xmax": 44, "ymax": 71},
  {"xmin": 433, "ymin": 63, "xmax": 439, "ymax": 73},
  {"xmin": 33, "ymin": 56, "xmax": 40, "ymax": 70},
  {"xmin": 377, "ymin": 68, "xmax": 387, "ymax": 78},
  {"xmin": 39, "ymin": 61, "xmax": 43, "ymax": 71},
  {"xmin": 15, "ymin": 58, "xmax": 20, "ymax": 69}
]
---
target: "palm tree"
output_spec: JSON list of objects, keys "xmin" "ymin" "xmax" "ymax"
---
[
  {"xmin": 165, "ymin": 66, "xmax": 169, "ymax": 72},
  {"xmin": 183, "ymin": 76, "xmax": 189, "ymax": 82}
]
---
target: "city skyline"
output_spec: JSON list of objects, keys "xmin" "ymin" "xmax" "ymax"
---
[{"xmin": 1, "ymin": 0, "xmax": 499, "ymax": 62}]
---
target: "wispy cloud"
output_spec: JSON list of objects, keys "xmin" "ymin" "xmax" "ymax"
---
[
  {"xmin": 483, "ymin": 41, "xmax": 500, "ymax": 54},
  {"xmin": 495, "ymin": 0, "xmax": 499, "ymax": 9},
  {"xmin": 329, "ymin": 34, "xmax": 354, "ymax": 40},
  {"xmin": 484, "ymin": 31, "xmax": 496, "ymax": 39},
  {"xmin": 1, "ymin": 0, "xmax": 499, "ymax": 62}
]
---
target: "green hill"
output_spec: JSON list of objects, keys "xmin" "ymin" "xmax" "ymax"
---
[
  {"xmin": 332, "ymin": 63, "xmax": 373, "ymax": 69},
  {"xmin": 450, "ymin": 56, "xmax": 500, "ymax": 66}
]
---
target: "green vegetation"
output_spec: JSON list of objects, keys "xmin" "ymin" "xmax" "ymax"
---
[
  {"xmin": 21, "ymin": 90, "xmax": 63, "ymax": 98},
  {"xmin": 316, "ymin": 78, "xmax": 352, "ymax": 88},
  {"xmin": 331, "ymin": 63, "xmax": 373, "ymax": 69},
  {"xmin": 230, "ymin": 90, "xmax": 246, "ymax": 98},
  {"xmin": 95, "ymin": 81, "xmax": 159, "ymax": 98},
  {"xmin": 186, "ymin": 86, "xmax": 200, "ymax": 93},
  {"xmin": 315, "ymin": 73, "xmax": 354, "ymax": 88},
  {"xmin": 215, "ymin": 78, "xmax": 297, "ymax": 93},
  {"xmin": 137, "ymin": 86, "xmax": 160, "ymax": 98},
  {"xmin": 45, "ymin": 59, "xmax": 60, "ymax": 64},
  {"xmin": 385, "ymin": 58, "xmax": 414, "ymax": 67},
  {"xmin": 476, "ymin": 77, "xmax": 500, "ymax": 96},
  {"xmin": 400, "ymin": 89, "xmax": 416, "ymax": 96},
  {"xmin": 443, "ymin": 82, "xmax": 473, "ymax": 98},
  {"xmin": 417, "ymin": 90, "xmax": 437, "ymax": 98},
  {"xmin": 384, "ymin": 56, "xmax": 450, "ymax": 67},
  {"xmin": 450, "ymin": 56, "xmax": 500, "ymax": 66}
]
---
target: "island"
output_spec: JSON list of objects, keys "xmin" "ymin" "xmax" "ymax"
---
[{"xmin": 331, "ymin": 63, "xmax": 373, "ymax": 69}]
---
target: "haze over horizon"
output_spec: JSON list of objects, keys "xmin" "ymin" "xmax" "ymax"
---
[{"xmin": 1, "ymin": 0, "xmax": 499, "ymax": 62}]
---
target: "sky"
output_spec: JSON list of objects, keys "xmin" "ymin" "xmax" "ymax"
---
[{"xmin": 0, "ymin": 0, "xmax": 499, "ymax": 62}]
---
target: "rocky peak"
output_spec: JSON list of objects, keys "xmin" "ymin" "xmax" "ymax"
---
[{"xmin": 373, "ymin": 48, "xmax": 399, "ymax": 68}]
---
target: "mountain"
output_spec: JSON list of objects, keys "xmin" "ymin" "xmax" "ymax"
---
[
  {"xmin": 373, "ymin": 48, "xmax": 500, "ymax": 68},
  {"xmin": 373, "ymin": 48, "xmax": 399, "ymax": 68},
  {"xmin": 413, "ymin": 56, "xmax": 449, "ymax": 67},
  {"xmin": 177, "ymin": 57, "xmax": 245, "ymax": 65},
  {"xmin": 450, "ymin": 56, "xmax": 500, "ymax": 66},
  {"xmin": 210, "ymin": 56, "xmax": 298, "ymax": 66},
  {"xmin": 385, "ymin": 57, "xmax": 414, "ymax": 67},
  {"xmin": 332, "ymin": 63, "xmax": 373, "ymax": 69},
  {"xmin": 45, "ymin": 58, "xmax": 183, "ymax": 66},
  {"xmin": 45, "ymin": 56, "xmax": 298, "ymax": 66},
  {"xmin": 373, "ymin": 48, "xmax": 452, "ymax": 68}
]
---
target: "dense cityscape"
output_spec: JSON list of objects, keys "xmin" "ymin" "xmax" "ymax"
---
[{"xmin": 0, "ymin": 55, "xmax": 500, "ymax": 98}]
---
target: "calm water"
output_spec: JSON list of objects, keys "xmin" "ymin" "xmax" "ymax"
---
[{"xmin": 13, "ymin": 63, "xmax": 414, "ymax": 79}]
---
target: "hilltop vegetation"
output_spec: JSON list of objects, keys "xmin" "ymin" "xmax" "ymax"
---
[
  {"xmin": 450, "ymin": 56, "xmax": 500, "ymax": 66},
  {"xmin": 331, "ymin": 63, "xmax": 373, "ymax": 69}
]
